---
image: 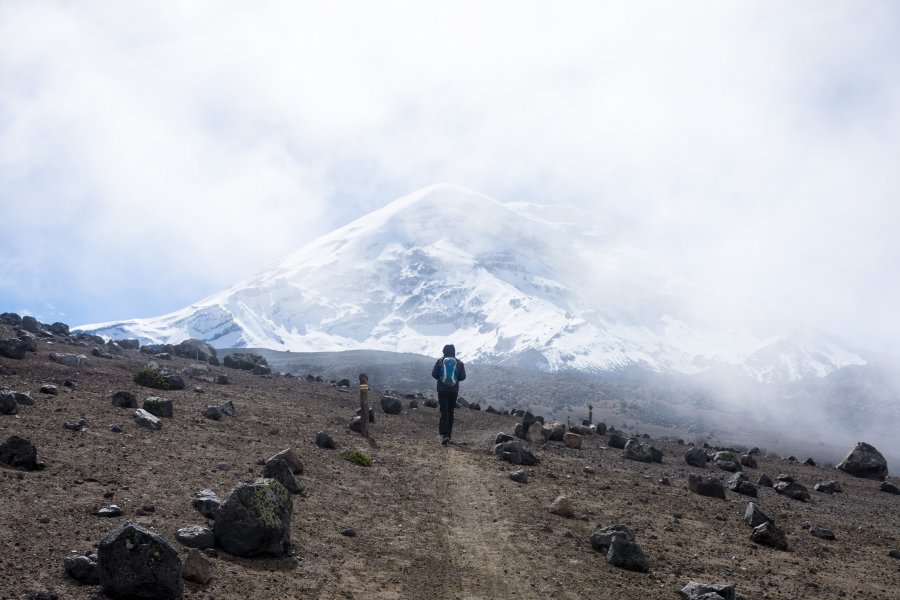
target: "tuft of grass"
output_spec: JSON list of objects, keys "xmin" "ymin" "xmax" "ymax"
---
[
  {"xmin": 340, "ymin": 449, "xmax": 373, "ymax": 467},
  {"xmin": 134, "ymin": 368, "xmax": 170, "ymax": 390}
]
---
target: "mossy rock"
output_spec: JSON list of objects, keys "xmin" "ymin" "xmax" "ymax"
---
[
  {"xmin": 214, "ymin": 478, "xmax": 292, "ymax": 557},
  {"xmin": 341, "ymin": 449, "xmax": 373, "ymax": 467},
  {"xmin": 134, "ymin": 369, "xmax": 170, "ymax": 390}
]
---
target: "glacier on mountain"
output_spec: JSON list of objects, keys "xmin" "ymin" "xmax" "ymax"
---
[{"xmin": 77, "ymin": 184, "xmax": 866, "ymax": 382}]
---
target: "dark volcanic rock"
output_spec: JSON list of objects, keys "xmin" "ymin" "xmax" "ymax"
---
[
  {"xmin": 0, "ymin": 337, "xmax": 29, "ymax": 359},
  {"xmin": 743, "ymin": 502, "xmax": 772, "ymax": 529},
  {"xmin": 880, "ymin": 481, "xmax": 900, "ymax": 494},
  {"xmin": 192, "ymin": 489, "xmax": 221, "ymax": 519},
  {"xmin": 678, "ymin": 582, "xmax": 736, "ymax": 600},
  {"xmin": 509, "ymin": 468, "xmax": 528, "ymax": 483},
  {"xmin": 687, "ymin": 474, "xmax": 726, "ymax": 499},
  {"xmin": 684, "ymin": 447, "xmax": 708, "ymax": 468},
  {"xmin": 176, "ymin": 526, "xmax": 215, "ymax": 549},
  {"xmin": 203, "ymin": 405, "xmax": 223, "ymax": 420},
  {"xmin": 494, "ymin": 440, "xmax": 539, "ymax": 466},
  {"xmin": 64, "ymin": 553, "xmax": 99, "ymax": 584},
  {"xmin": 837, "ymin": 442, "xmax": 888, "ymax": 481},
  {"xmin": 726, "ymin": 472, "xmax": 758, "ymax": 497},
  {"xmin": 711, "ymin": 451, "xmax": 741, "ymax": 473},
  {"xmin": 142, "ymin": 397, "xmax": 173, "ymax": 418},
  {"xmin": 380, "ymin": 395, "xmax": 402, "ymax": 415},
  {"xmin": 623, "ymin": 439, "xmax": 663, "ymax": 463},
  {"xmin": 40, "ymin": 384, "xmax": 58, "ymax": 395},
  {"xmin": 97, "ymin": 522, "xmax": 183, "ymax": 599},
  {"xmin": 757, "ymin": 474, "xmax": 774, "ymax": 487},
  {"xmin": 774, "ymin": 481, "xmax": 811, "ymax": 502},
  {"xmin": 590, "ymin": 524, "xmax": 635, "ymax": 554},
  {"xmin": 268, "ymin": 448, "xmax": 304, "ymax": 474},
  {"xmin": 751, "ymin": 521, "xmax": 788, "ymax": 550},
  {"xmin": 315, "ymin": 431, "xmax": 337, "ymax": 449},
  {"xmin": 174, "ymin": 339, "xmax": 217, "ymax": 362},
  {"xmin": 815, "ymin": 480, "xmax": 842, "ymax": 494},
  {"xmin": 0, "ymin": 435, "xmax": 39, "ymax": 470},
  {"xmin": 0, "ymin": 388, "xmax": 19, "ymax": 415},
  {"xmin": 134, "ymin": 409, "xmax": 162, "ymax": 430},
  {"xmin": 740, "ymin": 453, "xmax": 758, "ymax": 469},
  {"xmin": 606, "ymin": 536, "xmax": 649, "ymax": 572},
  {"xmin": 806, "ymin": 523, "xmax": 836, "ymax": 540},
  {"xmin": 214, "ymin": 478, "xmax": 292, "ymax": 557},
  {"xmin": 607, "ymin": 432, "xmax": 628, "ymax": 449},
  {"xmin": 0, "ymin": 312, "xmax": 22, "ymax": 326},
  {"xmin": 223, "ymin": 352, "xmax": 270, "ymax": 372},
  {"xmin": 263, "ymin": 457, "xmax": 304, "ymax": 494}
]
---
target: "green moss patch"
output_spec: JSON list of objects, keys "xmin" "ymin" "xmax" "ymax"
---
[{"xmin": 340, "ymin": 449, "xmax": 373, "ymax": 467}]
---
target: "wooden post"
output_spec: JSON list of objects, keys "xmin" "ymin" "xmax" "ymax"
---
[
  {"xmin": 588, "ymin": 405, "xmax": 593, "ymax": 425},
  {"xmin": 358, "ymin": 373, "xmax": 369, "ymax": 438}
]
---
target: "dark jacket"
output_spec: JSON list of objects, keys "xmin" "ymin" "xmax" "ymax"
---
[{"xmin": 432, "ymin": 356, "xmax": 466, "ymax": 393}]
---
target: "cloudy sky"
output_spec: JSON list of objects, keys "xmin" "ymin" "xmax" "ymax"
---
[{"xmin": 1, "ymin": 1, "xmax": 899, "ymax": 354}]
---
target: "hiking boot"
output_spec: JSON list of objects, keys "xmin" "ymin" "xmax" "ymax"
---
[{"xmin": 441, "ymin": 436, "xmax": 450, "ymax": 446}]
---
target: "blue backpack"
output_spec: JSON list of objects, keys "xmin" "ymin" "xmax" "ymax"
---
[{"xmin": 439, "ymin": 357, "xmax": 458, "ymax": 386}]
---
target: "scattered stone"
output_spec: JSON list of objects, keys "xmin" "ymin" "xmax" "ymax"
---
[
  {"xmin": 133, "ymin": 409, "xmax": 162, "ymax": 430},
  {"xmin": 0, "ymin": 435, "xmax": 39, "ymax": 470},
  {"xmin": 223, "ymin": 352, "xmax": 270, "ymax": 373},
  {"xmin": 889, "ymin": 550, "xmax": 900, "ymax": 559},
  {"xmin": 176, "ymin": 526, "xmax": 215, "ymax": 549},
  {"xmin": 64, "ymin": 553, "xmax": 99, "ymax": 584},
  {"xmin": 685, "ymin": 447, "xmax": 708, "ymax": 468},
  {"xmin": 203, "ymin": 405, "xmax": 223, "ymax": 420},
  {"xmin": 751, "ymin": 521, "xmax": 788, "ymax": 550},
  {"xmin": 91, "ymin": 347, "xmax": 116, "ymax": 359},
  {"xmin": 880, "ymin": 481, "xmax": 900, "ymax": 494},
  {"xmin": 11, "ymin": 391, "xmax": 32, "ymax": 406},
  {"xmin": 495, "ymin": 433, "xmax": 515, "ymax": 445},
  {"xmin": 140, "ymin": 397, "xmax": 173, "ymax": 418},
  {"xmin": 63, "ymin": 378, "xmax": 77, "ymax": 389},
  {"xmin": 336, "ymin": 378, "xmax": 351, "ymax": 387},
  {"xmin": 192, "ymin": 489, "xmax": 221, "ymax": 519},
  {"xmin": 543, "ymin": 421, "xmax": 566, "ymax": 442},
  {"xmin": 743, "ymin": 502, "xmax": 772, "ymax": 529},
  {"xmin": 813, "ymin": 480, "xmax": 840, "ymax": 494},
  {"xmin": 606, "ymin": 536, "xmax": 649, "ymax": 572},
  {"xmin": 805, "ymin": 523, "xmax": 836, "ymax": 540},
  {"xmin": 340, "ymin": 528, "xmax": 357, "ymax": 537},
  {"xmin": 216, "ymin": 462, "xmax": 231, "ymax": 471},
  {"xmin": 623, "ymin": 439, "xmax": 663, "ymax": 463},
  {"xmin": 583, "ymin": 466, "xmax": 596, "ymax": 475},
  {"xmin": 0, "ymin": 388, "xmax": 18, "ymax": 415},
  {"xmin": 94, "ymin": 505, "xmax": 123, "ymax": 518},
  {"xmin": 726, "ymin": 472, "xmax": 758, "ymax": 497},
  {"xmin": 774, "ymin": 481, "xmax": 811, "ymax": 502},
  {"xmin": 40, "ymin": 384, "xmax": 58, "ymax": 395},
  {"xmin": 37, "ymin": 515, "xmax": 50, "ymax": 524},
  {"xmin": 678, "ymin": 582, "xmax": 737, "ymax": 600},
  {"xmin": 687, "ymin": 474, "xmax": 726, "ymax": 499},
  {"xmin": 595, "ymin": 422, "xmax": 607, "ymax": 435},
  {"xmin": 804, "ymin": 457, "xmax": 816, "ymax": 467},
  {"xmin": 214, "ymin": 478, "xmax": 292, "ymax": 557},
  {"xmin": 494, "ymin": 440, "xmax": 539, "ymax": 465},
  {"xmin": 740, "ymin": 453, "xmax": 758, "ymax": 469},
  {"xmin": 590, "ymin": 524, "xmax": 635, "ymax": 554},
  {"xmin": 526, "ymin": 421, "xmax": 547, "ymax": 444},
  {"xmin": 775, "ymin": 473, "xmax": 794, "ymax": 483},
  {"xmin": 268, "ymin": 448, "xmax": 304, "ymax": 474},
  {"xmin": 607, "ymin": 432, "xmax": 628, "ymax": 449},
  {"xmin": 837, "ymin": 442, "xmax": 888, "ymax": 481},
  {"xmin": 64, "ymin": 418, "xmax": 87, "ymax": 432},
  {"xmin": 509, "ymin": 468, "xmax": 528, "ymax": 483},
  {"xmin": 563, "ymin": 432, "xmax": 583, "ymax": 449},
  {"xmin": 757, "ymin": 474, "xmax": 774, "ymax": 487},
  {"xmin": 0, "ymin": 337, "xmax": 30, "ymax": 359},
  {"xmin": 549, "ymin": 495, "xmax": 574, "ymax": 518},
  {"xmin": 107, "ymin": 424, "xmax": 122, "ymax": 433},
  {"xmin": 111, "ymin": 391, "xmax": 137, "ymax": 408},
  {"xmin": 264, "ymin": 457, "xmax": 304, "ymax": 494},
  {"xmin": 380, "ymin": 395, "xmax": 402, "ymax": 415},
  {"xmin": 97, "ymin": 522, "xmax": 183, "ymax": 599},
  {"xmin": 48, "ymin": 352, "xmax": 88, "ymax": 367},
  {"xmin": 182, "ymin": 548, "xmax": 213, "ymax": 584},
  {"xmin": 215, "ymin": 375, "xmax": 229, "ymax": 385},
  {"xmin": 711, "ymin": 451, "xmax": 741, "ymax": 473},
  {"xmin": 315, "ymin": 431, "xmax": 337, "ymax": 449}
]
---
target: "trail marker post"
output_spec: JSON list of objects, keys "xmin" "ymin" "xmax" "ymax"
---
[
  {"xmin": 358, "ymin": 373, "xmax": 369, "ymax": 438},
  {"xmin": 588, "ymin": 405, "xmax": 593, "ymax": 425}
]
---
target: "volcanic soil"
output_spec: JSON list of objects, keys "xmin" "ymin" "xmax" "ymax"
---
[{"xmin": 1, "ymin": 330, "xmax": 899, "ymax": 599}]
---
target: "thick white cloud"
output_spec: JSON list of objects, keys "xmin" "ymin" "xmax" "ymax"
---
[{"xmin": 1, "ymin": 1, "xmax": 898, "ymax": 352}]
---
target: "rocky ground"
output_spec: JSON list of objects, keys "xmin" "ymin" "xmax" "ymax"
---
[{"xmin": 1, "ymin": 326, "xmax": 900, "ymax": 599}]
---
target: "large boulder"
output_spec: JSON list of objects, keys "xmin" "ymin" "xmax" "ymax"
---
[
  {"xmin": 684, "ymin": 447, "xmax": 708, "ymax": 468},
  {"xmin": 743, "ymin": 502, "xmax": 772, "ymax": 529},
  {"xmin": 20, "ymin": 316, "xmax": 44, "ymax": 334},
  {"xmin": 0, "ymin": 435, "xmax": 39, "ymax": 470},
  {"xmin": 711, "ymin": 451, "xmax": 741, "ymax": 473},
  {"xmin": 623, "ymin": 439, "xmax": 663, "ymax": 463},
  {"xmin": 590, "ymin": 524, "xmax": 635, "ymax": 554},
  {"xmin": 687, "ymin": 475, "xmax": 726, "ymax": 499},
  {"xmin": 0, "ymin": 338, "xmax": 29, "ymax": 359},
  {"xmin": 837, "ymin": 442, "xmax": 888, "ymax": 481},
  {"xmin": 223, "ymin": 352, "xmax": 270, "ymax": 372},
  {"xmin": 214, "ymin": 478, "xmax": 292, "ymax": 557},
  {"xmin": 48, "ymin": 322, "xmax": 70, "ymax": 336},
  {"xmin": 0, "ymin": 312, "xmax": 22, "ymax": 326},
  {"xmin": 606, "ymin": 536, "xmax": 649, "ymax": 572},
  {"xmin": 0, "ymin": 388, "xmax": 19, "ymax": 415},
  {"xmin": 543, "ymin": 421, "xmax": 566, "ymax": 442},
  {"xmin": 111, "ymin": 391, "xmax": 138, "ymax": 409},
  {"xmin": 380, "ymin": 396, "xmax": 402, "ymax": 415},
  {"xmin": 48, "ymin": 352, "xmax": 88, "ymax": 367},
  {"xmin": 142, "ymin": 397, "xmax": 173, "ymax": 418},
  {"xmin": 526, "ymin": 422, "xmax": 547, "ymax": 444},
  {"xmin": 774, "ymin": 481, "xmax": 811, "ymax": 502},
  {"xmin": 174, "ymin": 339, "xmax": 217, "ymax": 362},
  {"xmin": 607, "ymin": 432, "xmax": 628, "ymax": 449},
  {"xmin": 176, "ymin": 526, "xmax": 215, "ymax": 549},
  {"xmin": 97, "ymin": 522, "xmax": 182, "ymax": 599}
]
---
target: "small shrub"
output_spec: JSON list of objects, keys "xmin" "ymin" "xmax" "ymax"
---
[
  {"xmin": 134, "ymin": 368, "xmax": 170, "ymax": 390},
  {"xmin": 340, "ymin": 449, "xmax": 373, "ymax": 467}
]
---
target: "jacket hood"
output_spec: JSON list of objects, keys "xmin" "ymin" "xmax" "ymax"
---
[{"xmin": 442, "ymin": 344, "xmax": 456, "ymax": 358}]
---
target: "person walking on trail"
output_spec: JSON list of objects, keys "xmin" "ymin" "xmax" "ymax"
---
[{"xmin": 432, "ymin": 344, "xmax": 466, "ymax": 446}]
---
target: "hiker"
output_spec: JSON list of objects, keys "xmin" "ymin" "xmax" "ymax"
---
[{"xmin": 432, "ymin": 344, "xmax": 466, "ymax": 445}]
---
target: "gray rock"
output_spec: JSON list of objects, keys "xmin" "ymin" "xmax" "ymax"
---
[
  {"xmin": 678, "ymin": 582, "xmax": 736, "ymax": 600},
  {"xmin": 214, "ymin": 478, "xmax": 292, "ymax": 557},
  {"xmin": 174, "ymin": 339, "xmax": 217, "ymax": 362},
  {"xmin": 0, "ymin": 312, "xmax": 22, "ymax": 326},
  {"xmin": 837, "ymin": 441, "xmax": 888, "ymax": 481},
  {"xmin": 340, "ymin": 527, "xmax": 357, "ymax": 537},
  {"xmin": 215, "ymin": 375, "xmax": 229, "ymax": 385},
  {"xmin": 0, "ymin": 388, "xmax": 18, "ymax": 415},
  {"xmin": 315, "ymin": 431, "xmax": 336, "ymax": 449},
  {"xmin": 20, "ymin": 316, "xmax": 44, "ymax": 334},
  {"xmin": 743, "ymin": 502, "xmax": 772, "ymax": 529},
  {"xmin": 13, "ymin": 391, "xmax": 33, "ymax": 406},
  {"xmin": 711, "ymin": 451, "xmax": 741, "ymax": 473},
  {"xmin": 509, "ymin": 468, "xmax": 528, "ymax": 483},
  {"xmin": 176, "ymin": 526, "xmax": 215, "ymax": 549},
  {"xmin": 182, "ymin": 548, "xmax": 213, "ymax": 584},
  {"xmin": 814, "ymin": 480, "xmax": 842, "ymax": 494},
  {"xmin": 606, "ymin": 536, "xmax": 649, "ymax": 572},
  {"xmin": 40, "ymin": 384, "xmax": 58, "ymax": 395},
  {"xmin": 268, "ymin": 448, "xmax": 304, "ymax": 474},
  {"xmin": 48, "ymin": 322, "xmax": 70, "ymax": 336},
  {"xmin": 218, "ymin": 400, "xmax": 236, "ymax": 417},
  {"xmin": 16, "ymin": 331, "xmax": 38, "ymax": 352},
  {"xmin": 134, "ymin": 409, "xmax": 162, "ymax": 430},
  {"xmin": 757, "ymin": 474, "xmax": 774, "ymax": 487},
  {"xmin": 0, "ymin": 435, "xmax": 39, "ymax": 470},
  {"xmin": 48, "ymin": 352, "xmax": 88, "ymax": 367},
  {"xmin": 116, "ymin": 338, "xmax": 140, "ymax": 350},
  {"xmin": 806, "ymin": 523, "xmax": 836, "ymax": 540},
  {"xmin": 726, "ymin": 473, "xmax": 758, "ymax": 497},
  {"xmin": 751, "ymin": 521, "xmax": 788, "ymax": 550},
  {"xmin": 203, "ymin": 405, "xmax": 223, "ymax": 420},
  {"xmin": 192, "ymin": 489, "xmax": 221, "ymax": 519},
  {"xmin": 380, "ymin": 395, "xmax": 402, "ymax": 415},
  {"xmin": 142, "ymin": 397, "xmax": 173, "ymax": 418},
  {"xmin": 740, "ymin": 453, "xmax": 758, "ymax": 469},
  {"xmin": 543, "ymin": 421, "xmax": 566, "ymax": 442},
  {"xmin": 495, "ymin": 433, "xmax": 515, "ymax": 445},
  {"xmin": 92, "ymin": 347, "xmax": 116, "ymax": 359},
  {"xmin": 685, "ymin": 447, "xmax": 708, "ymax": 468},
  {"xmin": 64, "ymin": 418, "xmax": 87, "ymax": 432},
  {"xmin": 590, "ymin": 524, "xmax": 635, "ymax": 554},
  {"xmin": 774, "ymin": 481, "xmax": 811, "ymax": 502},
  {"xmin": 64, "ymin": 553, "xmax": 99, "ymax": 584},
  {"xmin": 0, "ymin": 338, "xmax": 29, "ymax": 359},
  {"xmin": 108, "ymin": 424, "xmax": 122, "ymax": 433},
  {"xmin": 97, "ymin": 522, "xmax": 182, "ymax": 599},
  {"xmin": 95, "ymin": 505, "xmax": 123, "ymax": 518},
  {"xmin": 140, "ymin": 343, "xmax": 175, "ymax": 356},
  {"xmin": 494, "ymin": 440, "xmax": 539, "ymax": 466},
  {"xmin": 687, "ymin": 474, "xmax": 726, "ymax": 499},
  {"xmin": 880, "ymin": 481, "xmax": 900, "ymax": 494},
  {"xmin": 223, "ymin": 352, "xmax": 270, "ymax": 372},
  {"xmin": 111, "ymin": 391, "xmax": 137, "ymax": 408},
  {"xmin": 607, "ymin": 432, "xmax": 628, "ymax": 449},
  {"xmin": 776, "ymin": 473, "xmax": 794, "ymax": 482},
  {"xmin": 263, "ymin": 457, "xmax": 304, "ymax": 494},
  {"xmin": 623, "ymin": 439, "xmax": 663, "ymax": 463},
  {"xmin": 548, "ymin": 496, "xmax": 574, "ymax": 518}
]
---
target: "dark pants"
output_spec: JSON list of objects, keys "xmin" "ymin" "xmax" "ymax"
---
[{"xmin": 438, "ymin": 389, "xmax": 458, "ymax": 438}]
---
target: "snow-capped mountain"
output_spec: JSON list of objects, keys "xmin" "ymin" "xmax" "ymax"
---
[{"xmin": 77, "ymin": 184, "xmax": 866, "ymax": 382}]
